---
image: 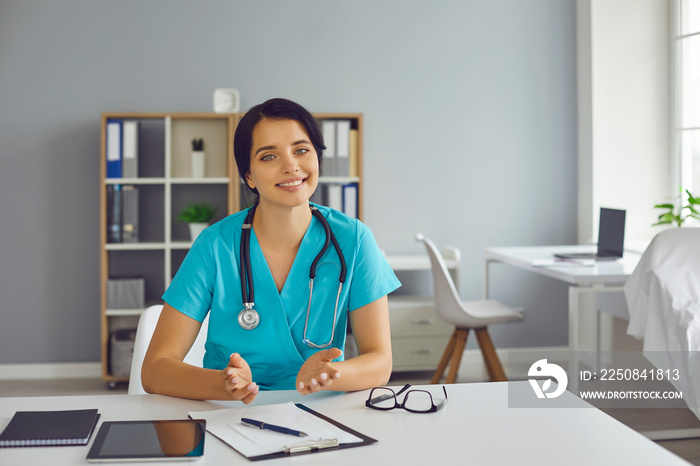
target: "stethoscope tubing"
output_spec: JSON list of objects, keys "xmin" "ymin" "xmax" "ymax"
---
[
  {"xmin": 240, "ymin": 205, "xmax": 256, "ymax": 307},
  {"xmin": 238, "ymin": 204, "xmax": 347, "ymax": 346}
]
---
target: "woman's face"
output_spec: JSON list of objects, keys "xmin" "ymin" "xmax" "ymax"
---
[{"xmin": 246, "ymin": 118, "xmax": 319, "ymax": 209}]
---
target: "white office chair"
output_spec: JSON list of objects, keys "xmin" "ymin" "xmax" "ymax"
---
[
  {"xmin": 416, "ymin": 234, "xmax": 523, "ymax": 383},
  {"xmin": 128, "ymin": 304, "xmax": 209, "ymax": 395}
]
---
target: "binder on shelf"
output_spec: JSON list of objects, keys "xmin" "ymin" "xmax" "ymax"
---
[
  {"xmin": 121, "ymin": 185, "xmax": 139, "ymax": 243},
  {"xmin": 349, "ymin": 129, "xmax": 359, "ymax": 177},
  {"xmin": 321, "ymin": 120, "xmax": 337, "ymax": 176},
  {"xmin": 0, "ymin": 409, "xmax": 100, "ymax": 447},
  {"xmin": 107, "ymin": 184, "xmax": 122, "ymax": 243},
  {"xmin": 335, "ymin": 120, "xmax": 351, "ymax": 177},
  {"xmin": 325, "ymin": 184, "xmax": 343, "ymax": 212},
  {"xmin": 106, "ymin": 119, "xmax": 122, "ymax": 178},
  {"xmin": 122, "ymin": 120, "xmax": 139, "ymax": 178},
  {"xmin": 342, "ymin": 183, "xmax": 358, "ymax": 219}
]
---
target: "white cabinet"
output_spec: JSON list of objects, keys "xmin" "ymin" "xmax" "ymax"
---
[{"xmin": 386, "ymin": 254, "xmax": 459, "ymax": 372}]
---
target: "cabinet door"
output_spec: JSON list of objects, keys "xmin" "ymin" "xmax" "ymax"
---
[
  {"xmin": 388, "ymin": 297, "xmax": 453, "ymax": 337},
  {"xmin": 391, "ymin": 336, "xmax": 451, "ymax": 370}
]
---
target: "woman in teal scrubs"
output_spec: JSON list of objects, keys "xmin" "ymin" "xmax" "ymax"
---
[{"xmin": 142, "ymin": 98, "xmax": 400, "ymax": 402}]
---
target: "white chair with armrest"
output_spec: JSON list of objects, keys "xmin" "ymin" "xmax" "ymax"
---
[
  {"xmin": 416, "ymin": 234, "xmax": 523, "ymax": 383},
  {"xmin": 128, "ymin": 304, "xmax": 209, "ymax": 395}
]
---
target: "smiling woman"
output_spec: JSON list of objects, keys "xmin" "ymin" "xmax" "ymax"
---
[{"xmin": 141, "ymin": 98, "xmax": 402, "ymax": 402}]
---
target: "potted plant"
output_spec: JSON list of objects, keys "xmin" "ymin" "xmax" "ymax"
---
[
  {"xmin": 653, "ymin": 188, "xmax": 700, "ymax": 227},
  {"xmin": 178, "ymin": 202, "xmax": 217, "ymax": 240}
]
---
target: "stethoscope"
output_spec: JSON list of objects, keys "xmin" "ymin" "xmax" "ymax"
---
[{"xmin": 238, "ymin": 203, "xmax": 347, "ymax": 349}]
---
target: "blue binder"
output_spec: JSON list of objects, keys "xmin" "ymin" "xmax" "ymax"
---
[{"xmin": 106, "ymin": 119, "xmax": 122, "ymax": 178}]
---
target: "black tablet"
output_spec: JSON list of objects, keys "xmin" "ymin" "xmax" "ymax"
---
[{"xmin": 86, "ymin": 420, "xmax": 205, "ymax": 463}]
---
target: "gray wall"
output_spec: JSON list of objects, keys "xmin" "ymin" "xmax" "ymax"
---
[{"xmin": 0, "ymin": 0, "xmax": 577, "ymax": 364}]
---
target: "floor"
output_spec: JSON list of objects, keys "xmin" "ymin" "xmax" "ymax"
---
[{"xmin": 1, "ymin": 373, "xmax": 699, "ymax": 465}]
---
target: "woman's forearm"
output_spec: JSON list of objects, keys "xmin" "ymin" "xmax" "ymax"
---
[
  {"xmin": 326, "ymin": 350, "xmax": 392, "ymax": 392},
  {"xmin": 142, "ymin": 357, "xmax": 230, "ymax": 400}
]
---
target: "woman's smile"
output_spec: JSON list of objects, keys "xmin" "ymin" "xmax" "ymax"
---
[{"xmin": 276, "ymin": 177, "xmax": 306, "ymax": 189}]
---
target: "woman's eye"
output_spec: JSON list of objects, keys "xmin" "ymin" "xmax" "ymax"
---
[
  {"xmin": 295, "ymin": 148, "xmax": 309, "ymax": 155},
  {"xmin": 260, "ymin": 154, "xmax": 275, "ymax": 161}
]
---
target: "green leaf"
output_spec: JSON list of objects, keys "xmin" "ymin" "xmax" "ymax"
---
[
  {"xmin": 659, "ymin": 212, "xmax": 678, "ymax": 223},
  {"xmin": 687, "ymin": 190, "xmax": 700, "ymax": 205},
  {"xmin": 654, "ymin": 203, "xmax": 675, "ymax": 210}
]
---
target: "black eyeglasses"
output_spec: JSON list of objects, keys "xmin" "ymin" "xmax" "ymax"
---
[{"xmin": 365, "ymin": 384, "xmax": 448, "ymax": 414}]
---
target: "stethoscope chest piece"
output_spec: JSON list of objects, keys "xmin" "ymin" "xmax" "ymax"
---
[{"xmin": 238, "ymin": 307, "xmax": 260, "ymax": 330}]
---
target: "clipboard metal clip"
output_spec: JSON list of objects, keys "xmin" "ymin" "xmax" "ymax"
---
[{"xmin": 284, "ymin": 438, "xmax": 339, "ymax": 454}]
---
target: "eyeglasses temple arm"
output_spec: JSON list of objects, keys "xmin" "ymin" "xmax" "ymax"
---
[{"xmin": 395, "ymin": 383, "xmax": 412, "ymax": 396}]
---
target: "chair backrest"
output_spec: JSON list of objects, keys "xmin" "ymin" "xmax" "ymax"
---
[
  {"xmin": 128, "ymin": 304, "xmax": 209, "ymax": 395},
  {"xmin": 416, "ymin": 234, "xmax": 467, "ymax": 324}
]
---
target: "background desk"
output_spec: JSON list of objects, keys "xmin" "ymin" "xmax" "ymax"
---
[
  {"xmin": 484, "ymin": 245, "xmax": 642, "ymax": 352},
  {"xmin": 0, "ymin": 382, "xmax": 688, "ymax": 465}
]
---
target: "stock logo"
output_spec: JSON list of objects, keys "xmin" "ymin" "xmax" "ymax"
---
[{"xmin": 528, "ymin": 359, "xmax": 568, "ymax": 399}]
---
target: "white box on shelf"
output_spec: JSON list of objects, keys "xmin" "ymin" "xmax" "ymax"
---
[{"xmin": 106, "ymin": 278, "xmax": 145, "ymax": 309}]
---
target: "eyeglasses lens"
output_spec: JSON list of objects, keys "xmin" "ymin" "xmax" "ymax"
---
[
  {"xmin": 369, "ymin": 388, "xmax": 396, "ymax": 409},
  {"xmin": 403, "ymin": 390, "xmax": 435, "ymax": 413}
]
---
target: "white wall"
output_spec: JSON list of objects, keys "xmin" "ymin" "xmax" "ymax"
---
[
  {"xmin": 577, "ymin": 0, "xmax": 672, "ymax": 244},
  {"xmin": 577, "ymin": 0, "xmax": 672, "ymax": 350},
  {"xmin": 0, "ymin": 0, "xmax": 578, "ymax": 364}
]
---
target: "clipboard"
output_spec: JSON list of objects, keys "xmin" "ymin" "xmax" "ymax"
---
[
  {"xmin": 189, "ymin": 402, "xmax": 376, "ymax": 461},
  {"xmin": 243, "ymin": 404, "xmax": 376, "ymax": 461}
]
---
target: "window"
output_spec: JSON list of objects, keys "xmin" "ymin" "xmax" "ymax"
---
[{"xmin": 676, "ymin": 0, "xmax": 700, "ymax": 196}]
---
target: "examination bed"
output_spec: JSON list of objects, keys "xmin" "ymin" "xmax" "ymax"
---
[{"xmin": 624, "ymin": 227, "xmax": 700, "ymax": 421}]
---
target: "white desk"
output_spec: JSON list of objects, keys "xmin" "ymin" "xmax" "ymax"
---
[
  {"xmin": 0, "ymin": 382, "xmax": 688, "ymax": 465},
  {"xmin": 483, "ymin": 245, "xmax": 643, "ymax": 352}
]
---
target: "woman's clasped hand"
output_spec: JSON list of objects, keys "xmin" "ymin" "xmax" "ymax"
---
[
  {"xmin": 220, "ymin": 353, "xmax": 258, "ymax": 403},
  {"xmin": 295, "ymin": 347, "xmax": 343, "ymax": 395},
  {"xmin": 221, "ymin": 348, "xmax": 344, "ymax": 401}
]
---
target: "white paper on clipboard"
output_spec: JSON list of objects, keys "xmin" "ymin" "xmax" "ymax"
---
[{"xmin": 189, "ymin": 402, "xmax": 362, "ymax": 458}]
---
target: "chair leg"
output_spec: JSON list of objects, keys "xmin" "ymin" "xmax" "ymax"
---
[
  {"xmin": 431, "ymin": 328, "xmax": 459, "ymax": 384},
  {"xmin": 445, "ymin": 328, "xmax": 469, "ymax": 384},
  {"xmin": 474, "ymin": 328, "xmax": 507, "ymax": 382}
]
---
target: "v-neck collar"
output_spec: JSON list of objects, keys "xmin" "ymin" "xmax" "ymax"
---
[{"xmin": 249, "ymin": 213, "xmax": 321, "ymax": 305}]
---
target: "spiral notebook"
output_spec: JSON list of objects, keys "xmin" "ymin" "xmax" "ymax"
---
[{"xmin": 0, "ymin": 409, "xmax": 100, "ymax": 447}]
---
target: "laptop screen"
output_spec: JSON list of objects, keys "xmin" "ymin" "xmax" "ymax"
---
[{"xmin": 597, "ymin": 207, "xmax": 626, "ymax": 257}]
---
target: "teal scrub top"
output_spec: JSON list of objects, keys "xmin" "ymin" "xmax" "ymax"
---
[{"xmin": 162, "ymin": 204, "xmax": 401, "ymax": 391}]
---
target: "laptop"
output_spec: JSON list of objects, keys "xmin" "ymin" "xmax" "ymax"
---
[{"xmin": 555, "ymin": 207, "xmax": 626, "ymax": 261}]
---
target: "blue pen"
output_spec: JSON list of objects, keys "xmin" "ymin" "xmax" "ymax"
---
[{"xmin": 241, "ymin": 418, "xmax": 308, "ymax": 437}]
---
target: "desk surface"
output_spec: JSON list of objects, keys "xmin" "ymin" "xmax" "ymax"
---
[
  {"xmin": 485, "ymin": 245, "xmax": 643, "ymax": 286},
  {"xmin": 0, "ymin": 382, "xmax": 687, "ymax": 465},
  {"xmin": 386, "ymin": 254, "xmax": 458, "ymax": 271}
]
